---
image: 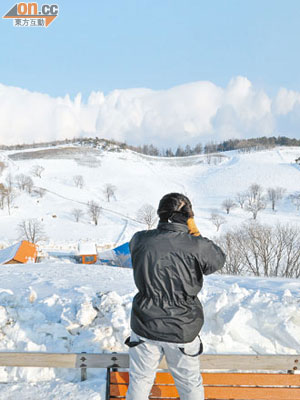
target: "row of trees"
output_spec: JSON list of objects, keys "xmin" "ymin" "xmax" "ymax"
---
[
  {"xmin": 208, "ymin": 184, "xmax": 286, "ymax": 232},
  {"xmin": 15, "ymin": 203, "xmax": 158, "ymax": 245},
  {"xmin": 72, "ymin": 203, "xmax": 158, "ymax": 229},
  {"xmin": 222, "ymin": 183, "xmax": 290, "ymax": 219},
  {"xmin": 0, "ymin": 174, "xmax": 17, "ymax": 215},
  {"xmin": 0, "ymin": 166, "xmax": 47, "ymax": 214},
  {"xmin": 2, "ymin": 135, "xmax": 299, "ymax": 158},
  {"xmin": 208, "ymin": 183, "xmax": 297, "ymax": 232},
  {"xmin": 222, "ymin": 184, "xmax": 286, "ymax": 219},
  {"xmin": 0, "ymin": 164, "xmax": 119, "ymax": 216},
  {"xmin": 217, "ymin": 222, "xmax": 300, "ymax": 278},
  {"xmin": 129, "ymin": 136, "xmax": 300, "ymax": 157},
  {"xmin": 72, "ymin": 201, "xmax": 101, "ymax": 226},
  {"xmin": 73, "ymin": 175, "xmax": 117, "ymax": 202}
]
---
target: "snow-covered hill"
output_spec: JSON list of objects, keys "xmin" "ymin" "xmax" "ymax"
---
[{"xmin": 0, "ymin": 145, "xmax": 300, "ymax": 250}]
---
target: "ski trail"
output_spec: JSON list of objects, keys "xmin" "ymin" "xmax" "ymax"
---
[{"xmin": 115, "ymin": 219, "xmax": 129, "ymax": 244}]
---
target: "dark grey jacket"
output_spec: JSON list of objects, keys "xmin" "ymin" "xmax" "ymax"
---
[{"xmin": 129, "ymin": 222, "xmax": 225, "ymax": 343}]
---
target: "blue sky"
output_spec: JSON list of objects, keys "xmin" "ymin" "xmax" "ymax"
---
[
  {"xmin": 1, "ymin": 0, "xmax": 300, "ymax": 97},
  {"xmin": 2, "ymin": 1, "xmax": 300, "ymax": 147}
]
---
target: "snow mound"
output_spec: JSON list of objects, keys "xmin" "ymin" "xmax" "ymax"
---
[{"xmin": 0, "ymin": 263, "xmax": 299, "ymax": 398}]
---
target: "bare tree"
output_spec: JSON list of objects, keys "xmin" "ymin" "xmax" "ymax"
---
[
  {"xmin": 5, "ymin": 172, "xmax": 13, "ymax": 191},
  {"xmin": 72, "ymin": 208, "xmax": 84, "ymax": 222},
  {"xmin": 235, "ymin": 192, "xmax": 247, "ymax": 208},
  {"xmin": 31, "ymin": 165, "xmax": 45, "ymax": 178},
  {"xmin": 0, "ymin": 162, "xmax": 5, "ymax": 175},
  {"xmin": 5, "ymin": 186, "xmax": 18, "ymax": 215},
  {"xmin": 25, "ymin": 177, "xmax": 34, "ymax": 193},
  {"xmin": 244, "ymin": 184, "xmax": 266, "ymax": 219},
  {"xmin": 247, "ymin": 183, "xmax": 264, "ymax": 202},
  {"xmin": 209, "ymin": 212, "xmax": 226, "ymax": 231},
  {"xmin": 17, "ymin": 219, "xmax": 46, "ymax": 243},
  {"xmin": 103, "ymin": 183, "xmax": 117, "ymax": 202},
  {"xmin": 289, "ymin": 193, "xmax": 300, "ymax": 211},
  {"xmin": 217, "ymin": 222, "xmax": 300, "ymax": 278},
  {"xmin": 205, "ymin": 154, "xmax": 212, "ymax": 164},
  {"xmin": 33, "ymin": 187, "xmax": 46, "ymax": 198},
  {"xmin": 87, "ymin": 201, "xmax": 101, "ymax": 225},
  {"xmin": 137, "ymin": 204, "xmax": 157, "ymax": 229},
  {"xmin": 73, "ymin": 175, "xmax": 84, "ymax": 189},
  {"xmin": 216, "ymin": 231, "xmax": 245, "ymax": 275},
  {"xmin": 267, "ymin": 187, "xmax": 286, "ymax": 211},
  {"xmin": 0, "ymin": 183, "xmax": 6, "ymax": 209},
  {"xmin": 222, "ymin": 198, "xmax": 236, "ymax": 214},
  {"xmin": 15, "ymin": 174, "xmax": 33, "ymax": 193},
  {"xmin": 15, "ymin": 174, "xmax": 27, "ymax": 191},
  {"xmin": 244, "ymin": 197, "xmax": 266, "ymax": 220}
]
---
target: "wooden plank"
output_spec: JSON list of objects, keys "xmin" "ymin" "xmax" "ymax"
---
[
  {"xmin": 110, "ymin": 371, "xmax": 176, "ymax": 385},
  {"xmin": 205, "ymin": 386, "xmax": 300, "ymax": 400},
  {"xmin": 105, "ymin": 353, "xmax": 300, "ymax": 371},
  {"xmin": 154, "ymin": 372, "xmax": 175, "ymax": 384},
  {"xmin": 0, "ymin": 352, "xmax": 77, "ymax": 368},
  {"xmin": 110, "ymin": 371, "xmax": 129, "ymax": 384},
  {"xmin": 150, "ymin": 385, "xmax": 179, "ymax": 397},
  {"xmin": 158, "ymin": 354, "xmax": 300, "ymax": 371},
  {"xmin": 110, "ymin": 371, "xmax": 300, "ymax": 386},
  {"xmin": 110, "ymin": 384, "xmax": 128, "ymax": 397},
  {"xmin": 0, "ymin": 352, "xmax": 299, "ymax": 371},
  {"xmin": 74, "ymin": 353, "xmax": 129, "ymax": 368},
  {"xmin": 0, "ymin": 352, "xmax": 130, "ymax": 369},
  {"xmin": 110, "ymin": 384, "xmax": 179, "ymax": 397},
  {"xmin": 202, "ymin": 372, "xmax": 300, "ymax": 386}
]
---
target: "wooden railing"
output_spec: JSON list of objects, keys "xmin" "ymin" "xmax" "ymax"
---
[{"xmin": 0, "ymin": 352, "xmax": 298, "ymax": 381}]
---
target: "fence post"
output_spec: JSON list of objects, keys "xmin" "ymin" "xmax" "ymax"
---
[{"xmin": 80, "ymin": 352, "xmax": 87, "ymax": 381}]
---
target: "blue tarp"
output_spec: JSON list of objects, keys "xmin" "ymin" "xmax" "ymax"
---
[
  {"xmin": 113, "ymin": 242, "xmax": 132, "ymax": 268},
  {"xmin": 0, "ymin": 242, "xmax": 22, "ymax": 265},
  {"xmin": 99, "ymin": 242, "xmax": 132, "ymax": 268}
]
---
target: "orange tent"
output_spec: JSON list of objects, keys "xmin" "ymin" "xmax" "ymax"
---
[{"xmin": 0, "ymin": 240, "xmax": 37, "ymax": 265}]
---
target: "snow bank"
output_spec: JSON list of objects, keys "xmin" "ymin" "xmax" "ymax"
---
[{"xmin": 0, "ymin": 263, "xmax": 299, "ymax": 398}]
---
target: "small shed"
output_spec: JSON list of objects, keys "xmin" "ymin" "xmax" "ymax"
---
[
  {"xmin": 0, "ymin": 241, "xmax": 37, "ymax": 265},
  {"xmin": 77, "ymin": 242, "xmax": 97, "ymax": 264}
]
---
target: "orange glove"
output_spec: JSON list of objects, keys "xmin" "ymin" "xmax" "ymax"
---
[{"xmin": 187, "ymin": 218, "xmax": 201, "ymax": 236}]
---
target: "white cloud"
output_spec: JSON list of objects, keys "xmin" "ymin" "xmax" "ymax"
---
[
  {"xmin": 213, "ymin": 77, "xmax": 274, "ymax": 140},
  {"xmin": 0, "ymin": 78, "xmax": 299, "ymax": 147},
  {"xmin": 273, "ymin": 87, "xmax": 300, "ymax": 115}
]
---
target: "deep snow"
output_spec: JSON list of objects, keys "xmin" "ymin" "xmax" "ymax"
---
[{"xmin": 0, "ymin": 263, "xmax": 299, "ymax": 399}]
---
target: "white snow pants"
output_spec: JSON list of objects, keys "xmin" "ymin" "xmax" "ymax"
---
[{"xmin": 126, "ymin": 331, "xmax": 204, "ymax": 400}]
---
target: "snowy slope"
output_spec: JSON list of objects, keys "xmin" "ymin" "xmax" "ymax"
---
[
  {"xmin": 0, "ymin": 145, "xmax": 300, "ymax": 250},
  {"xmin": 0, "ymin": 145, "xmax": 300, "ymax": 398},
  {"xmin": 0, "ymin": 263, "xmax": 299, "ymax": 399}
]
